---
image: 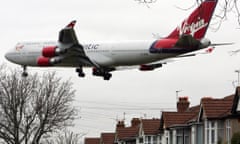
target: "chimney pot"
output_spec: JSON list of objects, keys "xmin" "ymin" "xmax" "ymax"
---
[{"xmin": 177, "ymin": 96, "xmax": 190, "ymax": 112}]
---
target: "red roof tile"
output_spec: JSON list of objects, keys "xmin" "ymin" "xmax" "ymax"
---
[
  {"xmin": 141, "ymin": 119, "xmax": 160, "ymax": 135},
  {"xmin": 201, "ymin": 95, "xmax": 234, "ymax": 119},
  {"xmin": 100, "ymin": 133, "xmax": 115, "ymax": 144},
  {"xmin": 162, "ymin": 112, "xmax": 197, "ymax": 128},
  {"xmin": 188, "ymin": 105, "xmax": 200, "ymax": 113},
  {"xmin": 116, "ymin": 126, "xmax": 139, "ymax": 140},
  {"xmin": 85, "ymin": 138, "xmax": 100, "ymax": 144}
]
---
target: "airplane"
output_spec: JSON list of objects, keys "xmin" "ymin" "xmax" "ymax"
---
[{"xmin": 5, "ymin": 0, "xmax": 228, "ymax": 80}]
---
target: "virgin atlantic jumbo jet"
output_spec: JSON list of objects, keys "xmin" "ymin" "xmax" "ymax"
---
[{"xmin": 5, "ymin": 0, "xmax": 226, "ymax": 80}]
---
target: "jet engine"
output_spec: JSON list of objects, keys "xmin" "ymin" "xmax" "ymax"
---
[
  {"xmin": 139, "ymin": 63, "xmax": 162, "ymax": 71},
  {"xmin": 200, "ymin": 38, "xmax": 211, "ymax": 48},
  {"xmin": 139, "ymin": 65, "xmax": 155, "ymax": 71},
  {"xmin": 42, "ymin": 46, "xmax": 67, "ymax": 57},
  {"xmin": 37, "ymin": 56, "xmax": 62, "ymax": 66}
]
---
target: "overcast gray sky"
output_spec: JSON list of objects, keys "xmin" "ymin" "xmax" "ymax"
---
[{"xmin": 1, "ymin": 0, "xmax": 240, "ymax": 138}]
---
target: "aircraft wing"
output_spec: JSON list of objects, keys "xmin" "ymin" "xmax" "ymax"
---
[
  {"xmin": 116, "ymin": 47, "xmax": 216, "ymax": 72},
  {"xmin": 57, "ymin": 20, "xmax": 96, "ymax": 67},
  {"xmin": 58, "ymin": 20, "xmax": 79, "ymax": 45}
]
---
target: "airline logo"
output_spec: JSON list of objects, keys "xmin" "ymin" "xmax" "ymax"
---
[{"xmin": 178, "ymin": 17, "xmax": 208, "ymax": 36}]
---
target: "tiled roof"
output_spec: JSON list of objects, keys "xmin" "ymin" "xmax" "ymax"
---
[
  {"xmin": 85, "ymin": 138, "xmax": 100, "ymax": 144},
  {"xmin": 201, "ymin": 95, "xmax": 234, "ymax": 119},
  {"xmin": 100, "ymin": 133, "xmax": 115, "ymax": 144},
  {"xmin": 116, "ymin": 126, "xmax": 139, "ymax": 140},
  {"xmin": 162, "ymin": 112, "xmax": 197, "ymax": 128},
  {"xmin": 188, "ymin": 105, "xmax": 200, "ymax": 113},
  {"xmin": 141, "ymin": 119, "xmax": 160, "ymax": 135}
]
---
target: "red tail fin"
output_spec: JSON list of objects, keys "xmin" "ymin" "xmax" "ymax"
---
[{"xmin": 167, "ymin": 0, "xmax": 218, "ymax": 40}]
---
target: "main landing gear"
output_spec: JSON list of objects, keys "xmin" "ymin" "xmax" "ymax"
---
[
  {"xmin": 76, "ymin": 66, "xmax": 85, "ymax": 77},
  {"xmin": 92, "ymin": 68, "xmax": 112, "ymax": 80},
  {"xmin": 76, "ymin": 66, "xmax": 113, "ymax": 80},
  {"xmin": 21, "ymin": 66, "xmax": 28, "ymax": 77}
]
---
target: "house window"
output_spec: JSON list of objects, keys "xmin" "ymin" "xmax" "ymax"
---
[
  {"xmin": 184, "ymin": 135, "xmax": 189, "ymax": 144},
  {"xmin": 226, "ymin": 119, "xmax": 231, "ymax": 144},
  {"xmin": 152, "ymin": 136, "xmax": 157, "ymax": 144},
  {"xmin": 165, "ymin": 131, "xmax": 169, "ymax": 144},
  {"xmin": 206, "ymin": 121, "xmax": 217, "ymax": 144},
  {"xmin": 176, "ymin": 129, "xmax": 190, "ymax": 144},
  {"xmin": 176, "ymin": 129, "xmax": 183, "ymax": 144},
  {"xmin": 139, "ymin": 137, "xmax": 143, "ymax": 143},
  {"xmin": 145, "ymin": 136, "xmax": 151, "ymax": 144}
]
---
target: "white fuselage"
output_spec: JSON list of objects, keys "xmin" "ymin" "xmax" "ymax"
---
[{"xmin": 5, "ymin": 40, "xmax": 177, "ymax": 68}]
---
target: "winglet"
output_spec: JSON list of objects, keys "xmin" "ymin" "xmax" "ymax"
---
[{"xmin": 66, "ymin": 20, "xmax": 77, "ymax": 28}]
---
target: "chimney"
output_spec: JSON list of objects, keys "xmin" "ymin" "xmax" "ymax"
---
[
  {"xmin": 116, "ymin": 120, "xmax": 125, "ymax": 128},
  {"xmin": 177, "ymin": 97, "xmax": 190, "ymax": 112},
  {"xmin": 131, "ymin": 118, "xmax": 140, "ymax": 127}
]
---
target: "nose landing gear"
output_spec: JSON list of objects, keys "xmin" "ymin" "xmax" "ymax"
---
[{"xmin": 22, "ymin": 66, "xmax": 28, "ymax": 77}]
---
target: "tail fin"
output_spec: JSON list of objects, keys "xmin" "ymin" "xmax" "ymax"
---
[{"xmin": 167, "ymin": 0, "xmax": 218, "ymax": 40}]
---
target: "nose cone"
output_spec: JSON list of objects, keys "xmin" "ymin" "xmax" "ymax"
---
[
  {"xmin": 5, "ymin": 50, "xmax": 17, "ymax": 64},
  {"xmin": 5, "ymin": 52, "xmax": 11, "ymax": 61}
]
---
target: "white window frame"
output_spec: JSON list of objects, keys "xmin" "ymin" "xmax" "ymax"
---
[
  {"xmin": 205, "ymin": 120, "xmax": 218, "ymax": 144},
  {"xmin": 144, "ymin": 136, "xmax": 151, "ymax": 144},
  {"xmin": 226, "ymin": 119, "xmax": 231, "ymax": 144}
]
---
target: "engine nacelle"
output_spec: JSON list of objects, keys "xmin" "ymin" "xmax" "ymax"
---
[
  {"xmin": 37, "ymin": 56, "xmax": 62, "ymax": 66},
  {"xmin": 200, "ymin": 38, "xmax": 211, "ymax": 48},
  {"xmin": 139, "ymin": 63, "xmax": 162, "ymax": 71},
  {"xmin": 42, "ymin": 46, "xmax": 67, "ymax": 57},
  {"xmin": 139, "ymin": 65, "xmax": 155, "ymax": 71}
]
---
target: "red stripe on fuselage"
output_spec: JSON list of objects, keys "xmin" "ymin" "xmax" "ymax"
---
[{"xmin": 153, "ymin": 39, "xmax": 178, "ymax": 49}]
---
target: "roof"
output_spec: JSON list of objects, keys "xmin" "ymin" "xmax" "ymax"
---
[
  {"xmin": 201, "ymin": 95, "xmax": 234, "ymax": 119},
  {"xmin": 100, "ymin": 133, "xmax": 115, "ymax": 144},
  {"xmin": 116, "ymin": 126, "xmax": 139, "ymax": 140},
  {"xmin": 188, "ymin": 105, "xmax": 200, "ymax": 113},
  {"xmin": 162, "ymin": 112, "xmax": 197, "ymax": 128},
  {"xmin": 141, "ymin": 119, "xmax": 160, "ymax": 135},
  {"xmin": 85, "ymin": 138, "xmax": 100, "ymax": 144}
]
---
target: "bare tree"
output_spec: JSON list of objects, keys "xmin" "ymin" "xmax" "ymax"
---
[
  {"xmin": 0, "ymin": 67, "xmax": 77, "ymax": 144},
  {"xmin": 135, "ymin": 0, "xmax": 240, "ymax": 26},
  {"xmin": 196, "ymin": 0, "xmax": 240, "ymax": 29},
  {"xmin": 134, "ymin": 0, "xmax": 157, "ymax": 8},
  {"xmin": 46, "ymin": 129, "xmax": 86, "ymax": 144}
]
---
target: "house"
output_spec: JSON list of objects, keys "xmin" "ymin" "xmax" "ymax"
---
[
  {"xmin": 115, "ymin": 118, "xmax": 161, "ymax": 144},
  {"xmin": 140, "ymin": 118, "xmax": 161, "ymax": 144},
  {"xmin": 160, "ymin": 87, "xmax": 240, "ymax": 144},
  {"xmin": 100, "ymin": 133, "xmax": 115, "ymax": 144},
  {"xmin": 84, "ymin": 87, "xmax": 240, "ymax": 144},
  {"xmin": 115, "ymin": 119, "xmax": 140, "ymax": 144},
  {"xmin": 198, "ymin": 88, "xmax": 240, "ymax": 144},
  {"xmin": 159, "ymin": 97, "xmax": 200, "ymax": 144},
  {"xmin": 84, "ymin": 133, "xmax": 115, "ymax": 144}
]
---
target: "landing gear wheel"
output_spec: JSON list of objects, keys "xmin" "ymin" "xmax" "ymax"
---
[
  {"xmin": 103, "ymin": 73, "xmax": 112, "ymax": 80},
  {"xmin": 78, "ymin": 73, "xmax": 85, "ymax": 77},
  {"xmin": 76, "ymin": 67, "xmax": 85, "ymax": 78},
  {"xmin": 22, "ymin": 71, "xmax": 28, "ymax": 77}
]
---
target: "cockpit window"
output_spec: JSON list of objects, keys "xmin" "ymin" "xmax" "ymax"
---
[{"xmin": 15, "ymin": 43, "xmax": 24, "ymax": 51}]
